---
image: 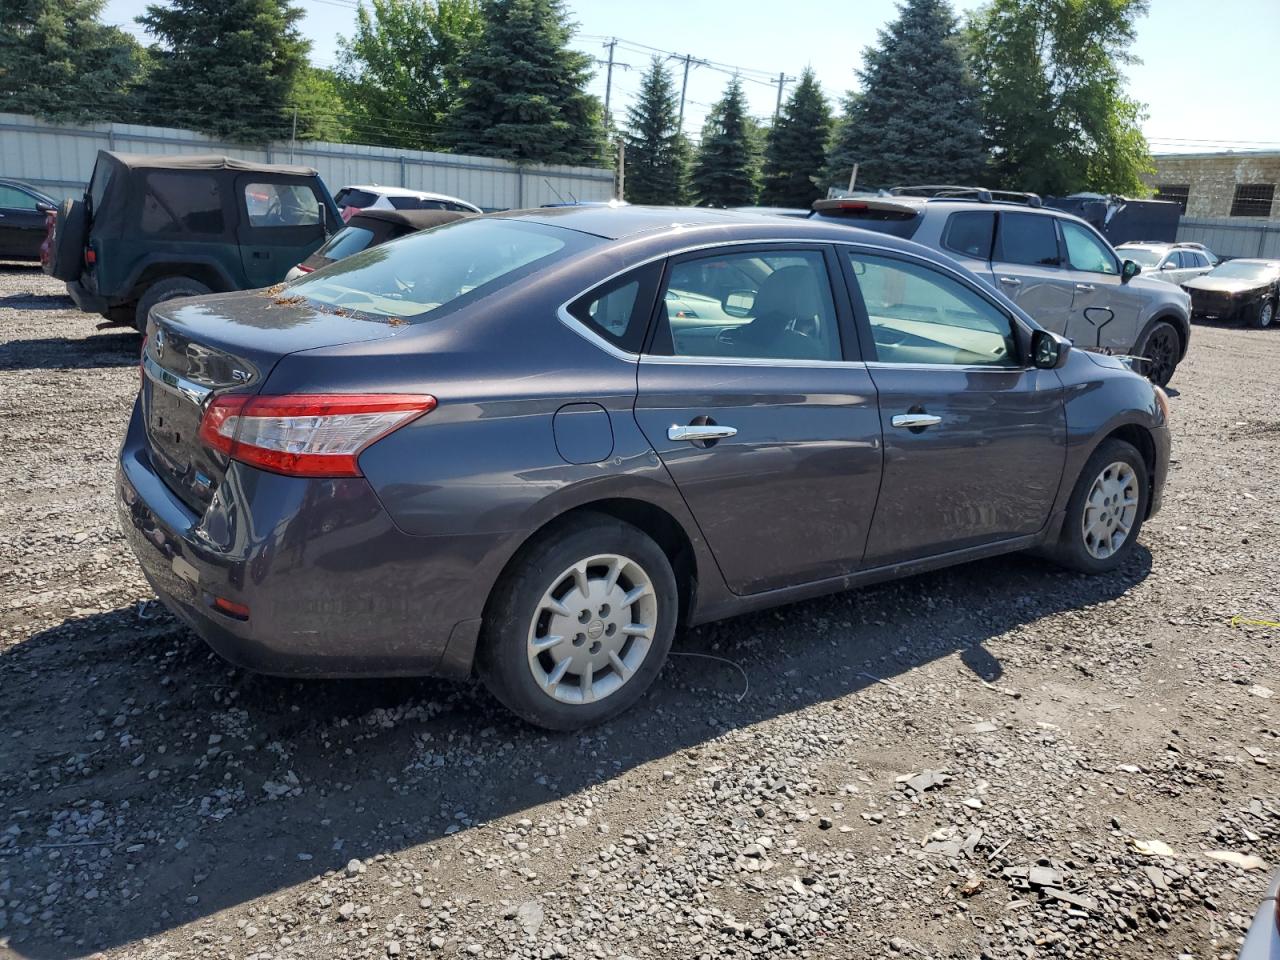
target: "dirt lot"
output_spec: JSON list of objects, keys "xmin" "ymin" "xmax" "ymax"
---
[{"xmin": 0, "ymin": 263, "xmax": 1276, "ymax": 960}]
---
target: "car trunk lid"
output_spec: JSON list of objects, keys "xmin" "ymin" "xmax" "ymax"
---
[{"xmin": 142, "ymin": 289, "xmax": 406, "ymax": 513}]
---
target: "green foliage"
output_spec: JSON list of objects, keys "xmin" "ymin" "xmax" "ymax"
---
[
  {"xmin": 290, "ymin": 66, "xmax": 349, "ymax": 143},
  {"xmin": 0, "ymin": 0, "xmax": 146, "ymax": 122},
  {"xmin": 967, "ymin": 0, "xmax": 1153, "ymax": 195},
  {"xmin": 623, "ymin": 57, "xmax": 687, "ymax": 205},
  {"xmin": 336, "ymin": 0, "xmax": 481, "ymax": 150},
  {"xmin": 827, "ymin": 0, "xmax": 986, "ymax": 191},
  {"xmin": 761, "ymin": 67, "xmax": 831, "ymax": 208},
  {"xmin": 691, "ymin": 77, "xmax": 760, "ymax": 207},
  {"xmin": 449, "ymin": 0, "xmax": 605, "ymax": 165},
  {"xmin": 137, "ymin": 0, "xmax": 310, "ymax": 143}
]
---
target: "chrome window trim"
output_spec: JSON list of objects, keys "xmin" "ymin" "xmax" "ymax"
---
[
  {"xmin": 143, "ymin": 351, "xmax": 212, "ymax": 405},
  {"xmin": 640, "ymin": 355, "xmax": 870, "ymax": 370},
  {"xmin": 554, "ymin": 235, "xmax": 1037, "ymax": 365},
  {"xmin": 863, "ymin": 361, "xmax": 1029, "ymax": 374}
]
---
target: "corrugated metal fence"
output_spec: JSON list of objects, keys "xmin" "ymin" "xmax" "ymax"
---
[
  {"xmin": 0, "ymin": 112, "xmax": 615, "ymax": 210},
  {"xmin": 1177, "ymin": 216, "xmax": 1280, "ymax": 260}
]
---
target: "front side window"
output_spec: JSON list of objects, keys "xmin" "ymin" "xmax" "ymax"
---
[
  {"xmin": 995, "ymin": 213, "xmax": 1060, "ymax": 267},
  {"xmin": 244, "ymin": 182, "xmax": 321, "ymax": 227},
  {"xmin": 0, "ymin": 185, "xmax": 36, "ymax": 209},
  {"xmin": 139, "ymin": 172, "xmax": 224, "ymax": 235},
  {"xmin": 847, "ymin": 252, "xmax": 1018, "ymax": 367},
  {"xmin": 291, "ymin": 217, "xmax": 591, "ymax": 323},
  {"xmin": 1061, "ymin": 220, "xmax": 1118, "ymax": 274},
  {"xmin": 651, "ymin": 249, "xmax": 841, "ymax": 362}
]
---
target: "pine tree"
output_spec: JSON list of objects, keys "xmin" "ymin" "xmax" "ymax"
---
[
  {"xmin": 449, "ymin": 0, "xmax": 604, "ymax": 165},
  {"xmin": 137, "ymin": 0, "xmax": 310, "ymax": 143},
  {"xmin": 691, "ymin": 77, "xmax": 759, "ymax": 207},
  {"xmin": 761, "ymin": 68, "xmax": 831, "ymax": 208},
  {"xmin": 0, "ymin": 0, "xmax": 146, "ymax": 122},
  {"xmin": 827, "ymin": 0, "xmax": 986, "ymax": 191},
  {"xmin": 623, "ymin": 58, "xmax": 686, "ymax": 205},
  {"xmin": 336, "ymin": 0, "xmax": 482, "ymax": 150}
]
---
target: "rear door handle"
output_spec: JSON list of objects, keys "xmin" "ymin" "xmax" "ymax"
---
[
  {"xmin": 891, "ymin": 413, "xmax": 942, "ymax": 429},
  {"xmin": 1075, "ymin": 283, "xmax": 1095, "ymax": 292},
  {"xmin": 998, "ymin": 276, "xmax": 1021, "ymax": 286},
  {"xmin": 668, "ymin": 424, "xmax": 737, "ymax": 442}
]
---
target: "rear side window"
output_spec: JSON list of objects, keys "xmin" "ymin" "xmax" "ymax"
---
[
  {"xmin": 995, "ymin": 213, "xmax": 1060, "ymax": 267},
  {"xmin": 942, "ymin": 211, "xmax": 995, "ymax": 260},
  {"xmin": 567, "ymin": 262, "xmax": 661, "ymax": 353},
  {"xmin": 291, "ymin": 218, "xmax": 596, "ymax": 323},
  {"xmin": 88, "ymin": 161, "xmax": 113, "ymax": 217},
  {"xmin": 139, "ymin": 172, "xmax": 224, "ymax": 236},
  {"xmin": 244, "ymin": 182, "xmax": 321, "ymax": 227}
]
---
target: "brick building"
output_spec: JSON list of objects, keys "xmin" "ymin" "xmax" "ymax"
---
[{"xmin": 1145, "ymin": 151, "xmax": 1280, "ymax": 220}]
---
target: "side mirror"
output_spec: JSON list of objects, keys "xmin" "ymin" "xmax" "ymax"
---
[
  {"xmin": 1160, "ymin": 261, "xmax": 1176, "ymax": 270},
  {"xmin": 1121, "ymin": 259, "xmax": 1141, "ymax": 283},
  {"xmin": 722, "ymin": 289, "xmax": 756, "ymax": 318},
  {"xmin": 35, "ymin": 201, "xmax": 56, "ymax": 214},
  {"xmin": 1032, "ymin": 329, "xmax": 1071, "ymax": 370}
]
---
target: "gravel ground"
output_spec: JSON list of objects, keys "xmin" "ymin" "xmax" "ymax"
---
[{"xmin": 0, "ymin": 263, "xmax": 1276, "ymax": 960}]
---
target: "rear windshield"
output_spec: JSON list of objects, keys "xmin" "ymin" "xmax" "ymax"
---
[
  {"xmin": 317, "ymin": 224, "xmax": 379, "ymax": 261},
  {"xmin": 335, "ymin": 188, "xmax": 378, "ymax": 209},
  {"xmin": 810, "ymin": 208, "xmax": 921, "ymax": 239},
  {"xmin": 289, "ymin": 218, "xmax": 596, "ymax": 322}
]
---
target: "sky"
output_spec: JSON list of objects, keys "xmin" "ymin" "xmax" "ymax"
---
[{"xmin": 101, "ymin": 0, "xmax": 1280, "ymax": 155}]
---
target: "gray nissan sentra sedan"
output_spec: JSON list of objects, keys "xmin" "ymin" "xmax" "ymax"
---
[{"xmin": 119, "ymin": 206, "xmax": 1170, "ymax": 729}]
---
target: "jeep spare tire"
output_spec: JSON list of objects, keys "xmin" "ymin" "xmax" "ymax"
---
[
  {"xmin": 134, "ymin": 277, "xmax": 211, "ymax": 333},
  {"xmin": 44, "ymin": 198, "xmax": 88, "ymax": 281}
]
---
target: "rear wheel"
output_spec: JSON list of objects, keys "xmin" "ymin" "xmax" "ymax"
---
[
  {"xmin": 134, "ymin": 277, "xmax": 211, "ymax": 333},
  {"xmin": 478, "ymin": 515, "xmax": 677, "ymax": 730},
  {"xmin": 1051, "ymin": 438, "xmax": 1149, "ymax": 574},
  {"xmin": 1250, "ymin": 299, "xmax": 1275, "ymax": 329},
  {"xmin": 1137, "ymin": 320, "xmax": 1180, "ymax": 387}
]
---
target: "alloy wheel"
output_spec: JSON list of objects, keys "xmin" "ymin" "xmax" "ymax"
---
[
  {"xmin": 1144, "ymin": 327, "xmax": 1176, "ymax": 385},
  {"xmin": 1081, "ymin": 461, "xmax": 1139, "ymax": 560},
  {"xmin": 526, "ymin": 554, "xmax": 658, "ymax": 705},
  {"xmin": 1261, "ymin": 301, "xmax": 1275, "ymax": 328}
]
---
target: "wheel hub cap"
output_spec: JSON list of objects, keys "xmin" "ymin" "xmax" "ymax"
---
[
  {"xmin": 527, "ymin": 554, "xmax": 658, "ymax": 705},
  {"xmin": 1082, "ymin": 461, "xmax": 1139, "ymax": 560}
]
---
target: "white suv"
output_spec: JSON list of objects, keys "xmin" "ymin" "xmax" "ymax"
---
[
  {"xmin": 1116, "ymin": 242, "xmax": 1216, "ymax": 286},
  {"xmin": 333, "ymin": 185, "xmax": 482, "ymax": 221}
]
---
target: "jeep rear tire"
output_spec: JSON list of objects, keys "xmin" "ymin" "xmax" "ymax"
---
[
  {"xmin": 134, "ymin": 277, "xmax": 211, "ymax": 333},
  {"xmin": 44, "ymin": 199, "xmax": 88, "ymax": 282}
]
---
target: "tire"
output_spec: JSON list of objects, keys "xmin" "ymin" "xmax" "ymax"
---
[
  {"xmin": 477, "ymin": 514, "xmax": 678, "ymax": 730},
  {"xmin": 44, "ymin": 198, "xmax": 88, "ymax": 281},
  {"xmin": 134, "ymin": 277, "xmax": 211, "ymax": 333},
  {"xmin": 1051, "ymin": 438, "xmax": 1149, "ymax": 574},
  {"xmin": 1250, "ymin": 299, "xmax": 1275, "ymax": 329},
  {"xmin": 1136, "ymin": 320, "xmax": 1180, "ymax": 387}
]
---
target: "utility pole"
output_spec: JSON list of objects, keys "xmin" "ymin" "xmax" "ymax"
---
[
  {"xmin": 602, "ymin": 38, "xmax": 617, "ymax": 119},
  {"xmin": 772, "ymin": 72, "xmax": 796, "ymax": 121},
  {"xmin": 848, "ymin": 163, "xmax": 858, "ymax": 193},
  {"xmin": 671, "ymin": 53, "xmax": 703, "ymax": 132},
  {"xmin": 289, "ymin": 106, "xmax": 298, "ymax": 164},
  {"xmin": 617, "ymin": 140, "xmax": 625, "ymax": 201}
]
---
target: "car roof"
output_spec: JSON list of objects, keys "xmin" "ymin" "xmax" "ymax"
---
[
  {"xmin": 494, "ymin": 204, "xmax": 941, "ymax": 256},
  {"xmin": 341, "ymin": 184, "xmax": 471, "ymax": 203},
  {"xmin": 101, "ymin": 151, "xmax": 319, "ymax": 178},
  {"xmin": 347, "ymin": 208, "xmax": 475, "ymax": 230}
]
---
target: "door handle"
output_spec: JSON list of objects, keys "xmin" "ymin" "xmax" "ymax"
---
[
  {"xmin": 998, "ymin": 276, "xmax": 1021, "ymax": 286},
  {"xmin": 668, "ymin": 424, "xmax": 737, "ymax": 442},
  {"xmin": 252, "ymin": 250, "xmax": 270, "ymax": 259},
  {"xmin": 891, "ymin": 413, "xmax": 942, "ymax": 429},
  {"xmin": 1074, "ymin": 283, "xmax": 1095, "ymax": 292}
]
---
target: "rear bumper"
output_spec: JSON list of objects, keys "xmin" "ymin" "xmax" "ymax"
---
[
  {"xmin": 116, "ymin": 399, "xmax": 487, "ymax": 678},
  {"xmin": 66, "ymin": 278, "xmax": 108, "ymax": 315}
]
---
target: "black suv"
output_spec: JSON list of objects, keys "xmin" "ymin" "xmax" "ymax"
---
[{"xmin": 45, "ymin": 151, "xmax": 339, "ymax": 331}]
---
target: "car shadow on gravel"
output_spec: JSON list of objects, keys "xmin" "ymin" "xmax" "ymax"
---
[
  {"xmin": 0, "ymin": 547, "xmax": 1151, "ymax": 958},
  {"xmin": 0, "ymin": 332, "xmax": 139, "ymax": 371}
]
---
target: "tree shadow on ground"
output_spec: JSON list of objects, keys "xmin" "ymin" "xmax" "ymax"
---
[
  {"xmin": 0, "ymin": 547, "xmax": 1151, "ymax": 958},
  {"xmin": 0, "ymin": 331, "xmax": 138, "ymax": 372}
]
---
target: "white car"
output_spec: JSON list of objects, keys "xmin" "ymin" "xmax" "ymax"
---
[
  {"xmin": 333, "ymin": 184, "xmax": 482, "ymax": 221},
  {"xmin": 1116, "ymin": 242, "xmax": 1216, "ymax": 285}
]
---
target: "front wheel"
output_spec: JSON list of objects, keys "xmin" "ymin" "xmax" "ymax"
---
[
  {"xmin": 1137, "ymin": 320, "xmax": 1180, "ymax": 387},
  {"xmin": 1051, "ymin": 438, "xmax": 1149, "ymax": 574},
  {"xmin": 477, "ymin": 515, "xmax": 678, "ymax": 730},
  {"xmin": 1250, "ymin": 299, "xmax": 1275, "ymax": 329}
]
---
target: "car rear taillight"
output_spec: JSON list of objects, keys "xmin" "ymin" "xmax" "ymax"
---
[
  {"xmin": 84, "ymin": 247, "xmax": 96, "ymax": 265},
  {"xmin": 197, "ymin": 394, "xmax": 435, "ymax": 478},
  {"xmin": 296, "ymin": 264, "xmax": 314, "ymax": 274}
]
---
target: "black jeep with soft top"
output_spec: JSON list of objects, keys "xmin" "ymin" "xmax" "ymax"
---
[{"xmin": 45, "ymin": 151, "xmax": 339, "ymax": 331}]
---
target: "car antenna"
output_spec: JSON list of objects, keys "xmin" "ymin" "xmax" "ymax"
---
[{"xmin": 544, "ymin": 179, "xmax": 568, "ymax": 205}]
